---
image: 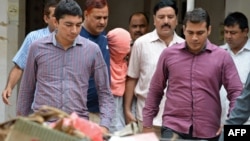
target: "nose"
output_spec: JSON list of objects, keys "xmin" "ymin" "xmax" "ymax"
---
[
  {"xmin": 192, "ymin": 34, "xmax": 198, "ymax": 40},
  {"xmin": 224, "ymin": 32, "xmax": 232, "ymax": 39},
  {"xmin": 135, "ymin": 26, "xmax": 140, "ymax": 31},
  {"xmin": 164, "ymin": 17, "xmax": 170, "ymax": 23},
  {"xmin": 100, "ymin": 18, "xmax": 105, "ymax": 24},
  {"xmin": 71, "ymin": 26, "xmax": 77, "ymax": 34}
]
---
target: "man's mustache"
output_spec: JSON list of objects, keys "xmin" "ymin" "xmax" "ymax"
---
[
  {"xmin": 134, "ymin": 32, "xmax": 143, "ymax": 36},
  {"xmin": 161, "ymin": 23, "xmax": 171, "ymax": 29}
]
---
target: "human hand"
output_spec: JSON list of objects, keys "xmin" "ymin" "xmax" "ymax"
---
[
  {"xmin": 100, "ymin": 126, "xmax": 109, "ymax": 135},
  {"xmin": 124, "ymin": 110, "xmax": 137, "ymax": 124},
  {"xmin": 142, "ymin": 126, "xmax": 154, "ymax": 133},
  {"xmin": 2, "ymin": 87, "xmax": 12, "ymax": 105},
  {"xmin": 216, "ymin": 124, "xmax": 223, "ymax": 136}
]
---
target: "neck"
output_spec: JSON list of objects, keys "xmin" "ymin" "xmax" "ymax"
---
[
  {"xmin": 231, "ymin": 37, "xmax": 248, "ymax": 54},
  {"xmin": 159, "ymin": 34, "xmax": 174, "ymax": 47},
  {"xmin": 55, "ymin": 34, "xmax": 72, "ymax": 50},
  {"xmin": 82, "ymin": 22, "xmax": 101, "ymax": 36}
]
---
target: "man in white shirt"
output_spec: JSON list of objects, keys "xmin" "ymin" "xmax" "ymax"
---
[
  {"xmin": 220, "ymin": 11, "xmax": 250, "ymax": 124},
  {"xmin": 123, "ymin": 0, "xmax": 184, "ymax": 137}
]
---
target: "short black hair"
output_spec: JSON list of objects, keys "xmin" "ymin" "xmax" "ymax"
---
[
  {"xmin": 153, "ymin": 0, "xmax": 178, "ymax": 15},
  {"xmin": 224, "ymin": 12, "xmax": 248, "ymax": 31},
  {"xmin": 183, "ymin": 8, "xmax": 210, "ymax": 29},
  {"xmin": 43, "ymin": 0, "xmax": 60, "ymax": 17},
  {"xmin": 54, "ymin": 0, "xmax": 83, "ymax": 21},
  {"xmin": 129, "ymin": 12, "xmax": 149, "ymax": 25}
]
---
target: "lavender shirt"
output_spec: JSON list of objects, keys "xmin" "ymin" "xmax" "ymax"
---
[
  {"xmin": 143, "ymin": 40, "xmax": 242, "ymax": 138},
  {"xmin": 17, "ymin": 32, "xmax": 114, "ymax": 129}
]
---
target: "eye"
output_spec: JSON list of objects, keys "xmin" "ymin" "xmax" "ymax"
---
[{"xmin": 197, "ymin": 31, "xmax": 204, "ymax": 35}]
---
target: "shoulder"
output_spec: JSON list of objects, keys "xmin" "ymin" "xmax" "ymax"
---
[
  {"xmin": 27, "ymin": 27, "xmax": 48, "ymax": 36},
  {"xmin": 219, "ymin": 43, "xmax": 229, "ymax": 50},
  {"xmin": 78, "ymin": 36, "xmax": 99, "ymax": 49},
  {"xmin": 206, "ymin": 40, "xmax": 226, "ymax": 52},
  {"xmin": 135, "ymin": 31, "xmax": 154, "ymax": 43},
  {"xmin": 206, "ymin": 41, "xmax": 232, "ymax": 60},
  {"xmin": 161, "ymin": 42, "xmax": 185, "ymax": 57},
  {"xmin": 173, "ymin": 32, "xmax": 185, "ymax": 43},
  {"xmin": 24, "ymin": 28, "xmax": 50, "ymax": 42}
]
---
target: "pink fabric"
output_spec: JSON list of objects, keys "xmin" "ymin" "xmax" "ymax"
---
[{"xmin": 107, "ymin": 28, "xmax": 131, "ymax": 96}]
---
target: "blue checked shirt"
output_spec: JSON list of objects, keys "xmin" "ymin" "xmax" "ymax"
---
[{"xmin": 13, "ymin": 27, "xmax": 51, "ymax": 69}]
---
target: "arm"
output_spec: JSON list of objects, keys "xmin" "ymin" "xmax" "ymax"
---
[
  {"xmin": 3, "ymin": 31, "xmax": 37, "ymax": 105},
  {"xmin": 225, "ymin": 72, "xmax": 250, "ymax": 125},
  {"xmin": 223, "ymin": 53, "xmax": 242, "ymax": 112},
  {"xmin": 2, "ymin": 65, "xmax": 23, "ymax": 105},
  {"xmin": 16, "ymin": 43, "xmax": 37, "ymax": 116},
  {"xmin": 218, "ymin": 73, "xmax": 250, "ymax": 141},
  {"xmin": 123, "ymin": 76, "xmax": 138, "ymax": 124},
  {"xmin": 142, "ymin": 50, "xmax": 167, "ymax": 129},
  {"xmin": 94, "ymin": 48, "xmax": 115, "ymax": 131}
]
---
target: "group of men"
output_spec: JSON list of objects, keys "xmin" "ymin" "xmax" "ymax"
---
[{"xmin": 2, "ymin": 0, "xmax": 250, "ymax": 140}]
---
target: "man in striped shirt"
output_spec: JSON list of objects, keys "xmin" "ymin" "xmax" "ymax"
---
[
  {"xmin": 17, "ymin": 0, "xmax": 114, "ymax": 133},
  {"xmin": 2, "ymin": 0, "xmax": 59, "ymax": 105}
]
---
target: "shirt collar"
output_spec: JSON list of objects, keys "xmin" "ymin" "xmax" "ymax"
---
[
  {"xmin": 180, "ymin": 39, "xmax": 213, "ymax": 53},
  {"xmin": 222, "ymin": 38, "xmax": 250, "ymax": 52},
  {"xmin": 149, "ymin": 30, "xmax": 184, "ymax": 46},
  {"xmin": 51, "ymin": 31, "xmax": 82, "ymax": 47}
]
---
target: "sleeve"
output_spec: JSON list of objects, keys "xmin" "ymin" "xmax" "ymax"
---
[
  {"xmin": 93, "ymin": 46, "xmax": 115, "ymax": 129},
  {"xmin": 127, "ymin": 41, "xmax": 141, "ymax": 78},
  {"xmin": 12, "ymin": 32, "xmax": 34, "ymax": 69},
  {"xmin": 226, "ymin": 72, "xmax": 250, "ymax": 125},
  {"xmin": 223, "ymin": 53, "xmax": 243, "ymax": 113},
  {"xmin": 16, "ymin": 42, "xmax": 37, "ymax": 116}
]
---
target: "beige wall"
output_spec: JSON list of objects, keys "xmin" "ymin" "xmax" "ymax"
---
[
  {"xmin": 0, "ymin": 0, "xmax": 25, "ymax": 122},
  {"xmin": 0, "ymin": 0, "xmax": 9, "ymax": 122}
]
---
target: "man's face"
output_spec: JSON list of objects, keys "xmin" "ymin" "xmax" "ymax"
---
[
  {"xmin": 224, "ymin": 24, "xmax": 248, "ymax": 50},
  {"xmin": 44, "ymin": 7, "xmax": 56, "ymax": 32},
  {"xmin": 153, "ymin": 7, "xmax": 178, "ymax": 38},
  {"xmin": 183, "ymin": 21, "xmax": 211, "ymax": 54},
  {"xmin": 84, "ymin": 5, "xmax": 109, "ymax": 35},
  {"xmin": 55, "ymin": 15, "xmax": 83, "ymax": 45},
  {"xmin": 129, "ymin": 15, "xmax": 149, "ymax": 41}
]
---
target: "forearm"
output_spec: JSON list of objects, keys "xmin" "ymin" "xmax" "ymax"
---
[
  {"xmin": 226, "ymin": 72, "xmax": 250, "ymax": 125},
  {"xmin": 96, "ymin": 65, "xmax": 114, "ymax": 129},
  {"xmin": 226, "ymin": 90, "xmax": 250, "ymax": 124},
  {"xmin": 5, "ymin": 65, "xmax": 23, "ymax": 89},
  {"xmin": 124, "ymin": 77, "xmax": 137, "ymax": 113}
]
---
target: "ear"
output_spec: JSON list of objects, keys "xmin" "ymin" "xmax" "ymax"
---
[
  {"xmin": 176, "ymin": 16, "xmax": 178, "ymax": 26},
  {"xmin": 182, "ymin": 25, "xmax": 186, "ymax": 34},
  {"xmin": 244, "ymin": 28, "xmax": 249, "ymax": 35},
  {"xmin": 43, "ymin": 15, "xmax": 49, "ymax": 24},
  {"xmin": 84, "ymin": 10, "xmax": 88, "ymax": 19},
  {"xmin": 208, "ymin": 25, "xmax": 212, "ymax": 36},
  {"xmin": 54, "ymin": 19, "xmax": 59, "ymax": 29},
  {"xmin": 153, "ymin": 15, "xmax": 156, "ymax": 26}
]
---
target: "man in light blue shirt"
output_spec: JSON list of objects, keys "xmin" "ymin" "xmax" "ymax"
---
[{"xmin": 1, "ymin": 0, "xmax": 59, "ymax": 104}]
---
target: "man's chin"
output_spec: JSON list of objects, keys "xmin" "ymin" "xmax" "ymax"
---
[{"xmin": 97, "ymin": 27, "xmax": 105, "ymax": 32}]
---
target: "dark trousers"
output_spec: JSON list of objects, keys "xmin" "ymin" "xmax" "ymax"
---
[{"xmin": 161, "ymin": 126, "xmax": 219, "ymax": 141}]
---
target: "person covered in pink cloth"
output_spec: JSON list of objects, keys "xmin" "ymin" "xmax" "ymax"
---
[{"xmin": 107, "ymin": 28, "xmax": 131, "ymax": 133}]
